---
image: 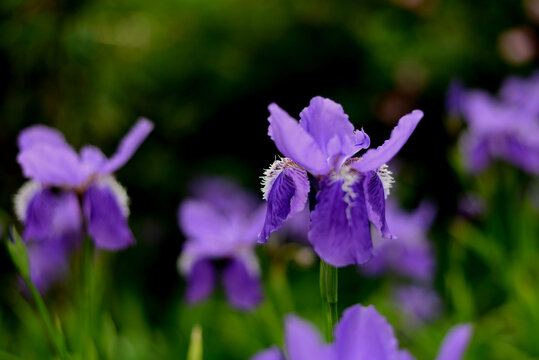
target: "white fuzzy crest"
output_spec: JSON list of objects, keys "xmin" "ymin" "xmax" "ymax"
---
[
  {"xmin": 13, "ymin": 180, "xmax": 41, "ymax": 222},
  {"xmin": 261, "ymin": 157, "xmax": 301, "ymax": 200},
  {"xmin": 330, "ymin": 165, "xmax": 360, "ymax": 224},
  {"xmin": 376, "ymin": 164, "xmax": 394, "ymax": 199},
  {"xmin": 97, "ymin": 176, "xmax": 130, "ymax": 217}
]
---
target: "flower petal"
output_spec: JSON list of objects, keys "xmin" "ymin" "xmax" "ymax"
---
[
  {"xmin": 268, "ymin": 103, "xmax": 329, "ymax": 175},
  {"xmin": 184, "ymin": 259, "xmax": 217, "ymax": 304},
  {"xmin": 222, "ymin": 258, "xmax": 263, "ymax": 310},
  {"xmin": 101, "ymin": 118, "xmax": 154, "ymax": 174},
  {"xmin": 83, "ymin": 181, "xmax": 134, "ymax": 250},
  {"xmin": 80, "ymin": 145, "xmax": 107, "ymax": 176},
  {"xmin": 435, "ymin": 324, "xmax": 473, "ymax": 360},
  {"xmin": 363, "ymin": 171, "xmax": 393, "ymax": 239},
  {"xmin": 17, "ymin": 125, "xmax": 68, "ymax": 151},
  {"xmin": 178, "ymin": 200, "xmax": 230, "ymax": 243},
  {"xmin": 26, "ymin": 240, "xmax": 70, "ymax": 293},
  {"xmin": 251, "ymin": 347, "xmax": 285, "ymax": 360},
  {"xmin": 333, "ymin": 305, "xmax": 399, "ymax": 360},
  {"xmin": 285, "ymin": 315, "xmax": 333, "ymax": 360},
  {"xmin": 259, "ymin": 160, "xmax": 309, "ymax": 242},
  {"xmin": 353, "ymin": 110, "xmax": 423, "ymax": 172},
  {"xmin": 308, "ymin": 174, "xmax": 373, "ymax": 267}
]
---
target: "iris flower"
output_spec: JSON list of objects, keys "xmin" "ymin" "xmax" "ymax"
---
[
  {"xmin": 259, "ymin": 96, "xmax": 423, "ymax": 267},
  {"xmin": 177, "ymin": 178, "xmax": 266, "ymax": 310},
  {"xmin": 251, "ymin": 304, "xmax": 472, "ymax": 360},
  {"xmin": 14, "ymin": 119, "xmax": 153, "ymax": 291}
]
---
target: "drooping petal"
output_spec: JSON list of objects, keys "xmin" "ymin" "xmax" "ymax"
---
[
  {"xmin": 333, "ymin": 304, "xmax": 399, "ymax": 360},
  {"xmin": 83, "ymin": 179, "xmax": 134, "ymax": 250},
  {"xmin": 101, "ymin": 118, "xmax": 154, "ymax": 174},
  {"xmin": 17, "ymin": 143, "xmax": 84, "ymax": 187},
  {"xmin": 259, "ymin": 159, "xmax": 309, "ymax": 242},
  {"xmin": 251, "ymin": 347, "xmax": 285, "ymax": 360},
  {"xmin": 268, "ymin": 103, "xmax": 329, "ymax": 175},
  {"xmin": 308, "ymin": 172, "xmax": 373, "ymax": 267},
  {"xmin": 26, "ymin": 240, "xmax": 70, "ymax": 293},
  {"xmin": 222, "ymin": 258, "xmax": 263, "ymax": 310},
  {"xmin": 17, "ymin": 125, "xmax": 68, "ymax": 151},
  {"xmin": 362, "ymin": 171, "xmax": 393, "ymax": 239},
  {"xmin": 353, "ymin": 110, "xmax": 423, "ymax": 172},
  {"xmin": 184, "ymin": 259, "xmax": 217, "ymax": 304},
  {"xmin": 285, "ymin": 315, "xmax": 334, "ymax": 360},
  {"xmin": 298, "ymin": 96, "xmax": 360, "ymax": 165},
  {"xmin": 435, "ymin": 324, "xmax": 473, "ymax": 360}
]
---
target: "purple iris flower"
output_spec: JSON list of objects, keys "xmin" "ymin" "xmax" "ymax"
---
[
  {"xmin": 14, "ymin": 119, "xmax": 153, "ymax": 291},
  {"xmin": 177, "ymin": 178, "xmax": 266, "ymax": 310},
  {"xmin": 259, "ymin": 96, "xmax": 423, "ymax": 267},
  {"xmin": 394, "ymin": 285, "xmax": 442, "ymax": 326},
  {"xmin": 455, "ymin": 75, "xmax": 539, "ymax": 174},
  {"xmin": 362, "ymin": 200, "xmax": 436, "ymax": 282},
  {"xmin": 251, "ymin": 303, "xmax": 473, "ymax": 360}
]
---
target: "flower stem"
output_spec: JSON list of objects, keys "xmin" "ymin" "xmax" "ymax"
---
[{"xmin": 319, "ymin": 259, "xmax": 338, "ymax": 342}]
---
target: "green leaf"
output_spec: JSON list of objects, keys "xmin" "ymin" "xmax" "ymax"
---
[
  {"xmin": 6, "ymin": 226, "xmax": 30, "ymax": 280},
  {"xmin": 187, "ymin": 325, "xmax": 203, "ymax": 360}
]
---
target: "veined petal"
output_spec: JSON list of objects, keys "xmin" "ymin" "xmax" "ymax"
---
[
  {"xmin": 268, "ymin": 103, "xmax": 329, "ymax": 175},
  {"xmin": 363, "ymin": 171, "xmax": 393, "ymax": 239},
  {"xmin": 17, "ymin": 143, "xmax": 84, "ymax": 187},
  {"xmin": 353, "ymin": 110, "xmax": 423, "ymax": 172},
  {"xmin": 285, "ymin": 315, "xmax": 333, "ymax": 360},
  {"xmin": 259, "ymin": 159, "xmax": 309, "ymax": 242},
  {"xmin": 435, "ymin": 324, "xmax": 473, "ymax": 360},
  {"xmin": 101, "ymin": 118, "xmax": 154, "ymax": 174},
  {"xmin": 184, "ymin": 259, "xmax": 217, "ymax": 304},
  {"xmin": 308, "ymin": 171, "xmax": 372, "ymax": 267},
  {"xmin": 222, "ymin": 258, "xmax": 263, "ymax": 310},
  {"xmin": 83, "ymin": 179, "xmax": 134, "ymax": 250},
  {"xmin": 333, "ymin": 305, "xmax": 399, "ymax": 360},
  {"xmin": 251, "ymin": 347, "xmax": 285, "ymax": 360},
  {"xmin": 17, "ymin": 125, "xmax": 68, "ymax": 151}
]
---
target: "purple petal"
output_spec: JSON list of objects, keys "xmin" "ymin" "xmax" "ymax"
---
[
  {"xmin": 101, "ymin": 118, "xmax": 154, "ymax": 174},
  {"xmin": 222, "ymin": 258, "xmax": 263, "ymax": 310},
  {"xmin": 285, "ymin": 315, "xmax": 333, "ymax": 360},
  {"xmin": 83, "ymin": 181, "xmax": 134, "ymax": 250},
  {"xmin": 17, "ymin": 125, "xmax": 68, "ymax": 151},
  {"xmin": 363, "ymin": 171, "xmax": 393, "ymax": 239},
  {"xmin": 17, "ymin": 143, "xmax": 84, "ymax": 187},
  {"xmin": 333, "ymin": 304, "xmax": 399, "ymax": 360},
  {"xmin": 23, "ymin": 188, "xmax": 82, "ymax": 248},
  {"xmin": 398, "ymin": 350, "xmax": 417, "ymax": 360},
  {"xmin": 178, "ymin": 200, "xmax": 229, "ymax": 243},
  {"xmin": 251, "ymin": 347, "xmax": 285, "ymax": 360},
  {"xmin": 26, "ymin": 240, "xmax": 70, "ymax": 293},
  {"xmin": 308, "ymin": 174, "xmax": 373, "ymax": 267},
  {"xmin": 260, "ymin": 161, "xmax": 310, "ymax": 242},
  {"xmin": 80, "ymin": 145, "xmax": 107, "ymax": 176},
  {"xmin": 190, "ymin": 177, "xmax": 259, "ymax": 215},
  {"xmin": 268, "ymin": 103, "xmax": 329, "ymax": 175},
  {"xmin": 353, "ymin": 110, "xmax": 423, "ymax": 172},
  {"xmin": 185, "ymin": 259, "xmax": 217, "ymax": 304},
  {"xmin": 435, "ymin": 324, "xmax": 473, "ymax": 360},
  {"xmin": 299, "ymin": 97, "xmax": 363, "ymax": 166},
  {"xmin": 459, "ymin": 133, "xmax": 491, "ymax": 173}
]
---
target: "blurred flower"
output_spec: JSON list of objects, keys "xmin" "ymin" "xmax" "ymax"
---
[
  {"xmin": 259, "ymin": 96, "xmax": 423, "ymax": 267},
  {"xmin": 363, "ymin": 200, "xmax": 436, "ymax": 282},
  {"xmin": 455, "ymin": 78, "xmax": 539, "ymax": 175},
  {"xmin": 498, "ymin": 27, "xmax": 537, "ymax": 65},
  {"xmin": 177, "ymin": 178, "xmax": 266, "ymax": 310},
  {"xmin": 457, "ymin": 194, "xmax": 486, "ymax": 219},
  {"xmin": 251, "ymin": 303, "xmax": 472, "ymax": 360},
  {"xmin": 14, "ymin": 119, "xmax": 153, "ymax": 291},
  {"xmin": 394, "ymin": 285, "xmax": 442, "ymax": 326}
]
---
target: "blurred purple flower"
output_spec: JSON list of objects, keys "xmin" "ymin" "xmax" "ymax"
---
[
  {"xmin": 177, "ymin": 178, "xmax": 266, "ymax": 310},
  {"xmin": 251, "ymin": 303, "xmax": 472, "ymax": 360},
  {"xmin": 259, "ymin": 96, "xmax": 423, "ymax": 267},
  {"xmin": 394, "ymin": 285, "xmax": 442, "ymax": 326},
  {"xmin": 455, "ymin": 75, "xmax": 539, "ymax": 174},
  {"xmin": 14, "ymin": 119, "xmax": 153, "ymax": 291},
  {"xmin": 362, "ymin": 200, "xmax": 436, "ymax": 282}
]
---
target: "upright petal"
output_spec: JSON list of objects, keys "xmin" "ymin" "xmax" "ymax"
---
[
  {"xmin": 26, "ymin": 240, "xmax": 70, "ymax": 293},
  {"xmin": 179, "ymin": 200, "xmax": 230, "ymax": 243},
  {"xmin": 333, "ymin": 305, "xmax": 399, "ymax": 360},
  {"xmin": 259, "ymin": 159, "xmax": 310, "ymax": 242},
  {"xmin": 362, "ymin": 171, "xmax": 392, "ymax": 239},
  {"xmin": 80, "ymin": 145, "xmax": 107, "ymax": 176},
  {"xmin": 222, "ymin": 258, "xmax": 263, "ymax": 310},
  {"xmin": 435, "ymin": 324, "xmax": 473, "ymax": 360},
  {"xmin": 17, "ymin": 125, "xmax": 68, "ymax": 151},
  {"xmin": 353, "ymin": 110, "xmax": 423, "ymax": 172},
  {"xmin": 83, "ymin": 180, "xmax": 134, "ymax": 250},
  {"xmin": 251, "ymin": 347, "xmax": 285, "ymax": 360},
  {"xmin": 184, "ymin": 259, "xmax": 217, "ymax": 304},
  {"xmin": 309, "ymin": 172, "xmax": 372, "ymax": 267},
  {"xmin": 101, "ymin": 118, "xmax": 154, "ymax": 174},
  {"xmin": 285, "ymin": 315, "xmax": 333, "ymax": 360},
  {"xmin": 268, "ymin": 103, "xmax": 329, "ymax": 175}
]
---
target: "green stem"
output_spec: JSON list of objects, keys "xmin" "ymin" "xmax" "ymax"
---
[
  {"xmin": 82, "ymin": 237, "xmax": 96, "ymax": 355},
  {"xmin": 319, "ymin": 259, "xmax": 338, "ymax": 342},
  {"xmin": 23, "ymin": 276, "xmax": 67, "ymax": 359}
]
